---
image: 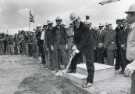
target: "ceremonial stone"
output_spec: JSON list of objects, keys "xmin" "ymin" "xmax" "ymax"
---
[{"xmin": 64, "ymin": 63, "xmax": 115, "ymax": 85}]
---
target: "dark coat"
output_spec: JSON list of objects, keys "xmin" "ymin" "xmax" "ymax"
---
[
  {"xmin": 115, "ymin": 26, "xmax": 129, "ymax": 48},
  {"xmin": 90, "ymin": 29, "xmax": 98, "ymax": 49},
  {"xmin": 96, "ymin": 29, "xmax": 106, "ymax": 46},
  {"xmin": 35, "ymin": 30, "xmax": 42, "ymax": 41},
  {"xmin": 73, "ymin": 22, "xmax": 95, "ymax": 52},
  {"xmin": 104, "ymin": 30, "xmax": 116, "ymax": 50},
  {"xmin": 46, "ymin": 27, "xmax": 54, "ymax": 49},
  {"xmin": 53, "ymin": 25, "xmax": 68, "ymax": 46}
]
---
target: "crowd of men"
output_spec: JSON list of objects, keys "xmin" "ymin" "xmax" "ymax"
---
[
  {"xmin": 34, "ymin": 17, "xmax": 130, "ymax": 75},
  {"xmin": 0, "ymin": 31, "xmax": 38, "ymax": 56},
  {"xmin": 0, "ymin": 12, "xmax": 131, "ymax": 88}
]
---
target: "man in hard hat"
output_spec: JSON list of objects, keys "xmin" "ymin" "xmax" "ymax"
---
[
  {"xmin": 35, "ymin": 25, "xmax": 46, "ymax": 65},
  {"xmin": 68, "ymin": 13, "xmax": 95, "ymax": 88},
  {"xmin": 45, "ymin": 19, "xmax": 55, "ymax": 70},
  {"xmin": 125, "ymin": 4, "xmax": 135, "ymax": 94},
  {"xmin": 104, "ymin": 24, "xmax": 116, "ymax": 66},
  {"xmin": 53, "ymin": 17, "xmax": 68, "ymax": 71},
  {"xmin": 95, "ymin": 24, "xmax": 106, "ymax": 64},
  {"xmin": 115, "ymin": 19, "xmax": 130, "ymax": 74}
]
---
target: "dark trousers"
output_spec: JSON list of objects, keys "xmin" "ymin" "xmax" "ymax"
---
[
  {"xmin": 28, "ymin": 44, "xmax": 33, "ymax": 56},
  {"xmin": 95, "ymin": 47, "xmax": 105, "ymax": 64},
  {"xmin": 38, "ymin": 40, "xmax": 46, "ymax": 64},
  {"xmin": 115, "ymin": 48, "xmax": 129, "ymax": 72},
  {"xmin": 4, "ymin": 42, "xmax": 7, "ymax": 54},
  {"xmin": 69, "ymin": 52, "xmax": 83, "ymax": 70},
  {"xmin": 131, "ymin": 71, "xmax": 135, "ymax": 94},
  {"xmin": 37, "ymin": 40, "xmax": 44, "ymax": 55},
  {"xmin": 106, "ymin": 49, "xmax": 115, "ymax": 66},
  {"xmin": 54, "ymin": 45, "xmax": 67, "ymax": 70},
  {"xmin": 69, "ymin": 50, "xmax": 95, "ymax": 83}
]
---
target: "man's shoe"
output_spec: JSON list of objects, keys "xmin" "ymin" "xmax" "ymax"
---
[
  {"xmin": 115, "ymin": 70, "xmax": 120, "ymax": 74},
  {"xmin": 82, "ymin": 82, "xmax": 93, "ymax": 88},
  {"xmin": 119, "ymin": 70, "xmax": 124, "ymax": 74}
]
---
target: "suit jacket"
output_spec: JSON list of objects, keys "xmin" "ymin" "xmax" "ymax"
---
[
  {"xmin": 73, "ymin": 22, "xmax": 95, "ymax": 52},
  {"xmin": 116, "ymin": 26, "xmax": 129, "ymax": 48},
  {"xmin": 46, "ymin": 27, "xmax": 54, "ymax": 49},
  {"xmin": 104, "ymin": 30, "xmax": 116, "ymax": 50},
  {"xmin": 96, "ymin": 29, "xmax": 106, "ymax": 47},
  {"xmin": 53, "ymin": 25, "xmax": 68, "ymax": 46},
  {"xmin": 90, "ymin": 28, "xmax": 98, "ymax": 49}
]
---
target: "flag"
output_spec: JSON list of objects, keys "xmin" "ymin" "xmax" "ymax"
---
[
  {"xmin": 99, "ymin": 0, "xmax": 120, "ymax": 5},
  {"xmin": 29, "ymin": 10, "xmax": 34, "ymax": 23},
  {"xmin": 86, "ymin": 15, "xmax": 90, "ymax": 20}
]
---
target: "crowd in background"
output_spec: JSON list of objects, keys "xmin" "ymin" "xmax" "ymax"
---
[
  {"xmin": 0, "ymin": 16, "xmax": 130, "ymax": 74},
  {"xmin": 0, "ymin": 31, "xmax": 38, "ymax": 56}
]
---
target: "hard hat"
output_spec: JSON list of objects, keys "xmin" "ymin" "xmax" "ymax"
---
[
  {"xmin": 47, "ymin": 19, "xmax": 53, "ymax": 24},
  {"xmin": 126, "ymin": 4, "xmax": 135, "ymax": 13},
  {"xmin": 36, "ymin": 25, "xmax": 41, "ymax": 29},
  {"xmin": 69, "ymin": 13, "xmax": 79, "ymax": 21},
  {"xmin": 99, "ymin": 24, "xmax": 104, "ymax": 27},
  {"xmin": 43, "ymin": 24, "xmax": 48, "ymax": 29},
  {"xmin": 55, "ymin": 16, "xmax": 62, "ymax": 21}
]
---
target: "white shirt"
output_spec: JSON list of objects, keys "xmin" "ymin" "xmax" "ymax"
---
[{"xmin": 40, "ymin": 31, "xmax": 45, "ymax": 40}]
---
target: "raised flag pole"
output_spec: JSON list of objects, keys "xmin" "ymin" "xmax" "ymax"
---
[
  {"xmin": 29, "ymin": 17, "xmax": 30, "ymax": 31},
  {"xmin": 28, "ymin": 9, "xmax": 30, "ymax": 31},
  {"xmin": 28, "ymin": 9, "xmax": 34, "ymax": 31}
]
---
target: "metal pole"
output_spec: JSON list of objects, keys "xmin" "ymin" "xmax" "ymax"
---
[{"xmin": 29, "ymin": 21, "xmax": 31, "ymax": 31}]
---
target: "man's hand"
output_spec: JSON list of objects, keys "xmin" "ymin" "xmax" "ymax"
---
[
  {"xmin": 98, "ymin": 43, "xmax": 104, "ymax": 48},
  {"xmin": 125, "ymin": 63, "xmax": 135, "ymax": 77},
  {"xmin": 125, "ymin": 67, "xmax": 133, "ymax": 77},
  {"xmin": 51, "ymin": 45, "xmax": 54, "ymax": 51},
  {"xmin": 121, "ymin": 44, "xmax": 126, "ymax": 49},
  {"xmin": 72, "ymin": 45, "xmax": 80, "ymax": 53}
]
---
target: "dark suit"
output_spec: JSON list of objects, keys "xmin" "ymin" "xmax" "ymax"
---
[
  {"xmin": 46, "ymin": 27, "xmax": 56, "ymax": 69},
  {"xmin": 35, "ymin": 30, "xmax": 46, "ymax": 64},
  {"xmin": 53, "ymin": 25, "xmax": 68, "ymax": 69},
  {"xmin": 69, "ymin": 22, "xmax": 95, "ymax": 83},
  {"xmin": 95, "ymin": 29, "xmax": 106, "ymax": 64},
  {"xmin": 104, "ymin": 30, "xmax": 116, "ymax": 65},
  {"xmin": 115, "ymin": 26, "xmax": 129, "ymax": 72}
]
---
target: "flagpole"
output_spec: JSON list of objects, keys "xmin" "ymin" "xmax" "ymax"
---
[
  {"xmin": 28, "ymin": 9, "xmax": 34, "ymax": 31},
  {"xmin": 28, "ymin": 9, "xmax": 30, "ymax": 31},
  {"xmin": 29, "ymin": 20, "xmax": 31, "ymax": 31}
]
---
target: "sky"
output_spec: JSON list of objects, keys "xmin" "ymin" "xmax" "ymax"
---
[{"xmin": 0, "ymin": 0, "xmax": 135, "ymax": 34}]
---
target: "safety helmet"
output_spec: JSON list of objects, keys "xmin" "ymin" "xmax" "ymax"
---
[
  {"xmin": 55, "ymin": 16, "xmax": 62, "ymax": 22},
  {"xmin": 69, "ymin": 13, "xmax": 79, "ymax": 21},
  {"xmin": 99, "ymin": 24, "xmax": 104, "ymax": 27},
  {"xmin": 36, "ymin": 24, "xmax": 41, "ymax": 29},
  {"xmin": 47, "ymin": 19, "xmax": 53, "ymax": 24},
  {"xmin": 126, "ymin": 4, "xmax": 135, "ymax": 13}
]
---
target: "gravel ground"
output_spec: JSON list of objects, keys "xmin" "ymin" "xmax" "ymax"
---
[
  {"xmin": 0, "ymin": 55, "xmax": 131, "ymax": 94},
  {"xmin": 0, "ymin": 55, "xmax": 89, "ymax": 94}
]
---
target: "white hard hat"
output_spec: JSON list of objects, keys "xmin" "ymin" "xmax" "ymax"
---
[
  {"xmin": 126, "ymin": 4, "xmax": 135, "ymax": 13},
  {"xmin": 55, "ymin": 16, "xmax": 62, "ymax": 21},
  {"xmin": 70, "ymin": 13, "xmax": 79, "ymax": 21},
  {"xmin": 36, "ymin": 24, "xmax": 41, "ymax": 28},
  {"xmin": 99, "ymin": 23, "xmax": 104, "ymax": 27},
  {"xmin": 47, "ymin": 19, "xmax": 53, "ymax": 24}
]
